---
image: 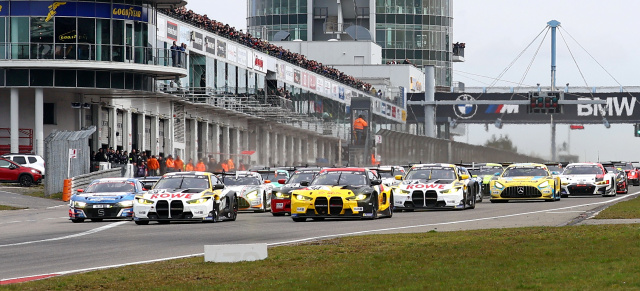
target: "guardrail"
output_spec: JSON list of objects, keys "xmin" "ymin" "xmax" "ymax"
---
[
  {"xmin": 70, "ymin": 168, "xmax": 123, "ymax": 194},
  {"xmin": 377, "ymin": 129, "xmax": 544, "ymax": 165}
]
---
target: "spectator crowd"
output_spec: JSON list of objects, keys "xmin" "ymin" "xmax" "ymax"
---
[
  {"xmin": 91, "ymin": 147, "xmax": 247, "ymax": 178},
  {"xmin": 161, "ymin": 7, "xmax": 375, "ymax": 93}
]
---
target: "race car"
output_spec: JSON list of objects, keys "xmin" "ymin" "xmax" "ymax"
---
[
  {"xmin": 254, "ymin": 168, "xmax": 290, "ymax": 188},
  {"xmin": 612, "ymin": 162, "xmax": 639, "ymax": 186},
  {"xmin": 271, "ymin": 167, "xmax": 322, "ymax": 216},
  {"xmin": 560, "ymin": 163, "xmax": 617, "ymax": 197},
  {"xmin": 490, "ymin": 163, "xmax": 561, "ymax": 202},
  {"xmin": 466, "ymin": 163, "xmax": 504, "ymax": 197},
  {"xmin": 69, "ymin": 178, "xmax": 146, "ymax": 223},
  {"xmin": 375, "ymin": 166, "xmax": 406, "ymax": 187},
  {"xmin": 392, "ymin": 163, "xmax": 477, "ymax": 211},
  {"xmin": 218, "ymin": 171, "xmax": 272, "ymax": 212},
  {"xmin": 290, "ymin": 168, "xmax": 393, "ymax": 222},
  {"xmin": 132, "ymin": 172, "xmax": 238, "ymax": 224},
  {"xmin": 603, "ymin": 163, "xmax": 628, "ymax": 194}
]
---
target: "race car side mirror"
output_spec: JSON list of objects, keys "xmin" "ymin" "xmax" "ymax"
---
[
  {"xmin": 278, "ymin": 179, "xmax": 286, "ymax": 184},
  {"xmin": 213, "ymin": 184, "xmax": 225, "ymax": 190},
  {"xmin": 265, "ymin": 180, "xmax": 271, "ymax": 184},
  {"xmin": 494, "ymin": 172, "xmax": 501, "ymax": 176},
  {"xmin": 300, "ymin": 181, "xmax": 310, "ymax": 186},
  {"xmin": 551, "ymin": 171, "xmax": 560, "ymax": 175},
  {"xmin": 395, "ymin": 175, "xmax": 403, "ymax": 180},
  {"xmin": 142, "ymin": 187, "xmax": 150, "ymax": 191},
  {"xmin": 371, "ymin": 180, "xmax": 382, "ymax": 186},
  {"xmin": 460, "ymin": 174, "xmax": 470, "ymax": 180},
  {"xmin": 76, "ymin": 189, "xmax": 84, "ymax": 193}
]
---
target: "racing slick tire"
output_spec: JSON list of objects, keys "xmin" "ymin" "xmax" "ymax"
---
[
  {"xmin": 292, "ymin": 217, "xmax": 307, "ymax": 222},
  {"xmin": 311, "ymin": 217, "xmax": 325, "ymax": 221},
  {"xmin": 634, "ymin": 180, "xmax": 640, "ymax": 186},
  {"xmin": 134, "ymin": 220, "xmax": 149, "ymax": 225},
  {"xmin": 90, "ymin": 218, "xmax": 104, "ymax": 222},
  {"xmin": 272, "ymin": 212, "xmax": 286, "ymax": 216},
  {"xmin": 207, "ymin": 203, "xmax": 220, "ymax": 223},
  {"xmin": 468, "ymin": 193, "xmax": 476, "ymax": 209},
  {"xmin": 366, "ymin": 194, "xmax": 378, "ymax": 220},
  {"xmin": 387, "ymin": 195, "xmax": 394, "ymax": 218},
  {"xmin": 19, "ymin": 174, "xmax": 33, "ymax": 187},
  {"xmin": 71, "ymin": 218, "xmax": 85, "ymax": 223},
  {"xmin": 229, "ymin": 196, "xmax": 238, "ymax": 221},
  {"xmin": 561, "ymin": 193, "xmax": 568, "ymax": 198}
]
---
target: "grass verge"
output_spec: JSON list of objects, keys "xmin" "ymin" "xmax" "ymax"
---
[
  {"xmin": 0, "ymin": 184, "xmax": 62, "ymax": 200},
  {"xmin": 4, "ymin": 224, "xmax": 640, "ymax": 290},
  {"xmin": 595, "ymin": 195, "xmax": 640, "ymax": 219},
  {"xmin": 0, "ymin": 205, "xmax": 25, "ymax": 211}
]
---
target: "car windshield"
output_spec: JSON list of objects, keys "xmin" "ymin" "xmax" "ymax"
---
[
  {"xmin": 288, "ymin": 172, "xmax": 316, "ymax": 184},
  {"xmin": 378, "ymin": 171, "xmax": 395, "ymax": 178},
  {"xmin": 405, "ymin": 168, "xmax": 456, "ymax": 180},
  {"xmin": 620, "ymin": 164, "xmax": 633, "ymax": 170},
  {"xmin": 154, "ymin": 176, "xmax": 210, "ymax": 189},
  {"xmin": 503, "ymin": 167, "xmax": 549, "ymax": 177},
  {"xmin": 605, "ymin": 167, "xmax": 619, "ymax": 174},
  {"xmin": 564, "ymin": 165, "xmax": 603, "ymax": 175},
  {"xmin": 475, "ymin": 167, "xmax": 503, "ymax": 176},
  {"xmin": 220, "ymin": 176, "xmax": 261, "ymax": 186},
  {"xmin": 85, "ymin": 181, "xmax": 136, "ymax": 193},
  {"xmin": 311, "ymin": 171, "xmax": 367, "ymax": 186}
]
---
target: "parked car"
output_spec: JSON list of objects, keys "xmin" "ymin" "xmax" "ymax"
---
[
  {"xmin": 0, "ymin": 157, "xmax": 43, "ymax": 186},
  {"xmin": 1, "ymin": 153, "xmax": 45, "ymax": 177}
]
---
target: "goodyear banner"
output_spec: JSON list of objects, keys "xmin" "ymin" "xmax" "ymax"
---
[
  {"xmin": 6, "ymin": 1, "xmax": 147, "ymax": 22},
  {"xmin": 413, "ymin": 92, "xmax": 640, "ymax": 124}
]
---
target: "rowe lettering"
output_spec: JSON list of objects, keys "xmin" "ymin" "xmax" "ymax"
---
[
  {"xmin": 405, "ymin": 184, "xmax": 445, "ymax": 190},
  {"xmin": 150, "ymin": 193, "xmax": 194, "ymax": 199}
]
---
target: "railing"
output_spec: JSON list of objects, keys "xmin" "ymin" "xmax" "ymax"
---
[{"xmin": 0, "ymin": 43, "xmax": 187, "ymax": 69}]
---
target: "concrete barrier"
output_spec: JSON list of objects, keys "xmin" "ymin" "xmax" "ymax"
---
[{"xmin": 204, "ymin": 243, "xmax": 268, "ymax": 263}]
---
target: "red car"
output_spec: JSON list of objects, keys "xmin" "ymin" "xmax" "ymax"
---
[
  {"xmin": 270, "ymin": 168, "xmax": 322, "ymax": 216},
  {"xmin": 0, "ymin": 157, "xmax": 43, "ymax": 186}
]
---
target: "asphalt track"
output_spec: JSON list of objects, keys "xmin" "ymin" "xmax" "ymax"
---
[{"xmin": 1, "ymin": 187, "xmax": 638, "ymax": 283}]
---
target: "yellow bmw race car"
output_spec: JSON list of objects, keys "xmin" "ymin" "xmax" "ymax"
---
[
  {"xmin": 490, "ymin": 163, "xmax": 561, "ymax": 203},
  {"xmin": 290, "ymin": 168, "xmax": 393, "ymax": 222}
]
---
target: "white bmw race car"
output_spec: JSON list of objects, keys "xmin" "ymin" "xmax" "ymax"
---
[
  {"xmin": 133, "ymin": 172, "xmax": 238, "ymax": 224},
  {"xmin": 392, "ymin": 163, "xmax": 477, "ymax": 211},
  {"xmin": 218, "ymin": 171, "xmax": 273, "ymax": 212},
  {"xmin": 560, "ymin": 163, "xmax": 617, "ymax": 197}
]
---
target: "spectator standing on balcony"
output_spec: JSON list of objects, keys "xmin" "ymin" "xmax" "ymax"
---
[
  {"xmin": 147, "ymin": 155, "xmax": 159, "ymax": 176},
  {"xmin": 171, "ymin": 41, "xmax": 179, "ymax": 67},
  {"xmin": 353, "ymin": 115, "xmax": 368, "ymax": 145},
  {"xmin": 403, "ymin": 58, "xmax": 411, "ymax": 64},
  {"xmin": 174, "ymin": 155, "xmax": 184, "ymax": 172}
]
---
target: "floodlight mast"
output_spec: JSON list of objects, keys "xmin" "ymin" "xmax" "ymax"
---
[{"xmin": 548, "ymin": 20, "xmax": 561, "ymax": 91}]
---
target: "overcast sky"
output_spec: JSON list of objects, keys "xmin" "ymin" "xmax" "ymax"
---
[{"xmin": 184, "ymin": 0, "xmax": 640, "ymax": 162}]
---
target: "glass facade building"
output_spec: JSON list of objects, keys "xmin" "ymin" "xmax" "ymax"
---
[{"xmin": 247, "ymin": 0, "xmax": 454, "ymax": 87}]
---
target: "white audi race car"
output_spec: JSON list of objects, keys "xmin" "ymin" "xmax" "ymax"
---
[
  {"xmin": 392, "ymin": 163, "xmax": 477, "ymax": 211},
  {"xmin": 217, "ymin": 171, "xmax": 273, "ymax": 212},
  {"xmin": 560, "ymin": 163, "xmax": 617, "ymax": 197},
  {"xmin": 133, "ymin": 172, "xmax": 238, "ymax": 224}
]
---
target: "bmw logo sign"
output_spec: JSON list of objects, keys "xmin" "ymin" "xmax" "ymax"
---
[{"xmin": 453, "ymin": 94, "xmax": 477, "ymax": 119}]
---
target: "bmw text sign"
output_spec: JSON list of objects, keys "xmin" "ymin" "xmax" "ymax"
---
[{"xmin": 430, "ymin": 92, "xmax": 640, "ymax": 124}]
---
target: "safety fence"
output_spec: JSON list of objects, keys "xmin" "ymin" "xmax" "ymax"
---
[
  {"xmin": 44, "ymin": 126, "xmax": 95, "ymax": 197},
  {"xmin": 376, "ymin": 129, "xmax": 544, "ymax": 165},
  {"xmin": 69, "ymin": 168, "xmax": 124, "ymax": 194}
]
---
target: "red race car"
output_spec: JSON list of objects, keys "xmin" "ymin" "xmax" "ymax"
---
[{"xmin": 614, "ymin": 162, "xmax": 639, "ymax": 186}]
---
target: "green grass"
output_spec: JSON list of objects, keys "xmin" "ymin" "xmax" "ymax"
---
[
  {"xmin": 596, "ymin": 195, "xmax": 640, "ymax": 219},
  {"xmin": 0, "ymin": 184, "xmax": 62, "ymax": 200},
  {"xmin": 0, "ymin": 205, "xmax": 25, "ymax": 211},
  {"xmin": 5, "ymin": 225, "xmax": 640, "ymax": 290}
]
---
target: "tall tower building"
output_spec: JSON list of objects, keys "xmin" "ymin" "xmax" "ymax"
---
[{"xmin": 247, "ymin": 0, "xmax": 456, "ymax": 87}]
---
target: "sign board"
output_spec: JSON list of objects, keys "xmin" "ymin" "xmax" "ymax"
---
[
  {"xmin": 374, "ymin": 135, "xmax": 382, "ymax": 144},
  {"xmin": 409, "ymin": 92, "xmax": 640, "ymax": 124},
  {"xmin": 69, "ymin": 149, "xmax": 78, "ymax": 159}
]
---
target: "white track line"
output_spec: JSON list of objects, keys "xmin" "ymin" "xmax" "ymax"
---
[
  {"xmin": 0, "ymin": 221, "xmax": 128, "ymax": 248},
  {"xmin": 2, "ymin": 192, "xmax": 638, "ymax": 282}
]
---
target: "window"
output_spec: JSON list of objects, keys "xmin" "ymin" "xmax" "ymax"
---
[
  {"xmin": 30, "ymin": 69, "xmax": 54, "ymax": 86},
  {"xmin": 78, "ymin": 18, "xmax": 96, "ymax": 60},
  {"xmin": 6, "ymin": 69, "xmax": 28, "ymax": 86},
  {"xmin": 10, "ymin": 17, "xmax": 29, "ymax": 59},
  {"xmin": 28, "ymin": 157, "xmax": 37, "ymax": 163},
  {"xmin": 55, "ymin": 70, "xmax": 77, "ymax": 87},
  {"xmin": 12, "ymin": 156, "xmax": 27, "ymax": 165},
  {"xmin": 0, "ymin": 159, "xmax": 12, "ymax": 168},
  {"xmin": 77, "ymin": 70, "xmax": 95, "ymax": 87},
  {"xmin": 55, "ymin": 18, "xmax": 77, "ymax": 59}
]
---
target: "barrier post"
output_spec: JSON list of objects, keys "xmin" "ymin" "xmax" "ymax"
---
[{"xmin": 62, "ymin": 179, "xmax": 72, "ymax": 202}]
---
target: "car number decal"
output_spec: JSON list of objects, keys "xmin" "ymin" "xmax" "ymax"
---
[
  {"xmin": 353, "ymin": 207, "xmax": 363, "ymax": 211},
  {"xmin": 276, "ymin": 203, "xmax": 284, "ymax": 209},
  {"xmin": 296, "ymin": 207, "xmax": 305, "ymax": 212}
]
